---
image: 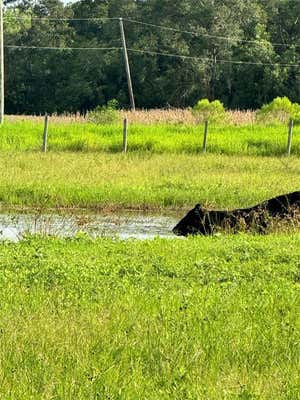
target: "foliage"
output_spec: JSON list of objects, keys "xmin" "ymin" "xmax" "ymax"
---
[
  {"xmin": 3, "ymin": 0, "xmax": 300, "ymax": 113},
  {"xmin": 192, "ymin": 98, "xmax": 226, "ymax": 123},
  {"xmin": 87, "ymin": 99, "xmax": 120, "ymax": 125},
  {"xmin": 0, "ymin": 234, "xmax": 299, "ymax": 397},
  {"xmin": 257, "ymin": 97, "xmax": 300, "ymax": 125},
  {"xmin": 3, "ymin": 9, "xmax": 32, "ymax": 35}
]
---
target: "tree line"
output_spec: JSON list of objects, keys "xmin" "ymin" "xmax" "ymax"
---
[{"xmin": 4, "ymin": 0, "xmax": 300, "ymax": 114}]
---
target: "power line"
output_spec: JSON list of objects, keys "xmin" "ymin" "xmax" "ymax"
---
[
  {"xmin": 123, "ymin": 18, "xmax": 300, "ymax": 49},
  {"xmin": 127, "ymin": 48, "xmax": 300, "ymax": 68},
  {"xmin": 5, "ymin": 44, "xmax": 299, "ymax": 68},
  {"xmin": 5, "ymin": 45, "xmax": 122, "ymax": 51},
  {"xmin": 4, "ymin": 16, "xmax": 118, "ymax": 22},
  {"xmin": 4, "ymin": 14, "xmax": 300, "ymax": 49}
]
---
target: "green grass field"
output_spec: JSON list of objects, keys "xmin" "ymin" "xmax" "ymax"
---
[
  {"xmin": 0, "ymin": 118, "xmax": 299, "ymax": 399},
  {"xmin": 0, "ymin": 234, "xmax": 299, "ymax": 399},
  {"xmin": 1, "ymin": 119, "xmax": 300, "ymax": 156},
  {"xmin": 0, "ymin": 152, "xmax": 299, "ymax": 210}
]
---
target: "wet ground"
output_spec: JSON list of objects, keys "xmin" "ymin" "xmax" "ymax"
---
[{"xmin": 0, "ymin": 212, "xmax": 180, "ymax": 241}]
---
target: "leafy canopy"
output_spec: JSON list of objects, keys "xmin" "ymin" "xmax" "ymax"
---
[
  {"xmin": 192, "ymin": 99, "xmax": 226, "ymax": 123},
  {"xmin": 258, "ymin": 97, "xmax": 300, "ymax": 125}
]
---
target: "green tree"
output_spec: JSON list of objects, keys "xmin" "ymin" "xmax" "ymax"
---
[{"xmin": 3, "ymin": 0, "xmax": 300, "ymax": 113}]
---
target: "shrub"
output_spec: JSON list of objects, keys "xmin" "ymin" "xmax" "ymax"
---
[
  {"xmin": 192, "ymin": 99, "xmax": 226, "ymax": 124},
  {"xmin": 87, "ymin": 99, "xmax": 119, "ymax": 125},
  {"xmin": 257, "ymin": 96, "xmax": 300, "ymax": 125}
]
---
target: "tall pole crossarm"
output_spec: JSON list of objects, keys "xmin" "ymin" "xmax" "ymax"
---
[{"xmin": 119, "ymin": 17, "xmax": 135, "ymax": 111}]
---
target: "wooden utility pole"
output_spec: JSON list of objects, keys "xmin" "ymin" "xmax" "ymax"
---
[
  {"xmin": 119, "ymin": 17, "xmax": 135, "ymax": 111},
  {"xmin": 0, "ymin": 0, "xmax": 4, "ymax": 124}
]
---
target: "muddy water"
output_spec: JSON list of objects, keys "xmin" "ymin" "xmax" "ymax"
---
[{"xmin": 0, "ymin": 212, "xmax": 180, "ymax": 241}]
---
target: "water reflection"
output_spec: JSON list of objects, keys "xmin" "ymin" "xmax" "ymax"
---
[{"xmin": 0, "ymin": 213, "xmax": 179, "ymax": 241}]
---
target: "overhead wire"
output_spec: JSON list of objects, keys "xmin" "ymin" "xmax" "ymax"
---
[
  {"xmin": 123, "ymin": 18, "xmax": 300, "ymax": 49},
  {"xmin": 5, "ymin": 14, "xmax": 300, "ymax": 48},
  {"xmin": 127, "ymin": 48, "xmax": 300, "ymax": 68},
  {"xmin": 4, "ymin": 16, "xmax": 119, "ymax": 22},
  {"xmin": 4, "ymin": 15, "xmax": 300, "ymax": 67},
  {"xmin": 3, "ymin": 14, "xmax": 299, "ymax": 48},
  {"xmin": 5, "ymin": 44, "xmax": 299, "ymax": 68},
  {"xmin": 5, "ymin": 45, "xmax": 122, "ymax": 51}
]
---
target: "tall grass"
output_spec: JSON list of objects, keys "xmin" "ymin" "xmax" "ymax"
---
[
  {"xmin": 7, "ymin": 109, "xmax": 256, "ymax": 125},
  {"xmin": 0, "ymin": 234, "xmax": 299, "ymax": 398},
  {"xmin": 1, "ymin": 119, "xmax": 299, "ymax": 156},
  {"xmin": 0, "ymin": 153, "xmax": 299, "ymax": 210}
]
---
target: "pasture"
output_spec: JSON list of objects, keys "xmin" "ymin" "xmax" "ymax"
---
[
  {"xmin": 1, "ymin": 117, "xmax": 300, "ymax": 156},
  {"xmin": 0, "ymin": 114, "xmax": 299, "ymax": 399},
  {"xmin": 0, "ymin": 234, "xmax": 299, "ymax": 399},
  {"xmin": 0, "ymin": 152, "xmax": 299, "ymax": 211}
]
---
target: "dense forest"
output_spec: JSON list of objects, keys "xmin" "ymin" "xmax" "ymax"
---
[{"xmin": 4, "ymin": 0, "xmax": 300, "ymax": 114}]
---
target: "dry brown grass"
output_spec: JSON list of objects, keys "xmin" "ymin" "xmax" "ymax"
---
[
  {"xmin": 6, "ymin": 113, "xmax": 85, "ymax": 124},
  {"xmin": 121, "ymin": 109, "xmax": 256, "ymax": 125},
  {"xmin": 7, "ymin": 109, "xmax": 257, "ymax": 125}
]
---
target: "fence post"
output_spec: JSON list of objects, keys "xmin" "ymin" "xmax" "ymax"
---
[
  {"xmin": 123, "ymin": 118, "xmax": 128, "ymax": 153},
  {"xmin": 42, "ymin": 113, "xmax": 49, "ymax": 153},
  {"xmin": 203, "ymin": 120, "xmax": 208, "ymax": 153},
  {"xmin": 287, "ymin": 119, "xmax": 294, "ymax": 156}
]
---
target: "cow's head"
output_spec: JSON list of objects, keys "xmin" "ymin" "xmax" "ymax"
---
[{"xmin": 172, "ymin": 204, "xmax": 207, "ymax": 236}]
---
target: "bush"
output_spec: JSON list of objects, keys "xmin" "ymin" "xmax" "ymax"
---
[
  {"xmin": 87, "ymin": 99, "xmax": 119, "ymax": 125},
  {"xmin": 257, "ymin": 96, "xmax": 300, "ymax": 125},
  {"xmin": 192, "ymin": 99, "xmax": 226, "ymax": 124}
]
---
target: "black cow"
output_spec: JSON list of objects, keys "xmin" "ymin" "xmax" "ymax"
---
[{"xmin": 173, "ymin": 191, "xmax": 300, "ymax": 236}]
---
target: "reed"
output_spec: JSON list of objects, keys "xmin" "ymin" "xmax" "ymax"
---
[{"xmin": 7, "ymin": 109, "xmax": 256, "ymax": 125}]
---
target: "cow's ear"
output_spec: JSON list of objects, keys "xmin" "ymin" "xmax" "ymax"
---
[{"xmin": 195, "ymin": 203, "xmax": 202, "ymax": 210}]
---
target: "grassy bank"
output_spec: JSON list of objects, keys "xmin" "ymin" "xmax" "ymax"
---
[
  {"xmin": 1, "ymin": 119, "xmax": 300, "ymax": 156},
  {"xmin": 0, "ymin": 234, "xmax": 299, "ymax": 399},
  {"xmin": 0, "ymin": 153, "xmax": 298, "ymax": 210}
]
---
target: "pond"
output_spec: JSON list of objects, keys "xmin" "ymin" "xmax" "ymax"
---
[{"xmin": 0, "ymin": 212, "xmax": 181, "ymax": 241}]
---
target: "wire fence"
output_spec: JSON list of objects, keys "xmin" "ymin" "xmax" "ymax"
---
[{"xmin": 3, "ymin": 111, "xmax": 297, "ymax": 157}]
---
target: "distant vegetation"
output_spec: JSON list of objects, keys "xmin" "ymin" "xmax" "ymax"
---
[
  {"xmin": 4, "ymin": 0, "xmax": 300, "ymax": 114},
  {"xmin": 257, "ymin": 96, "xmax": 300, "ymax": 125},
  {"xmin": 87, "ymin": 100, "xmax": 120, "ymax": 125},
  {"xmin": 192, "ymin": 99, "xmax": 226, "ymax": 124}
]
